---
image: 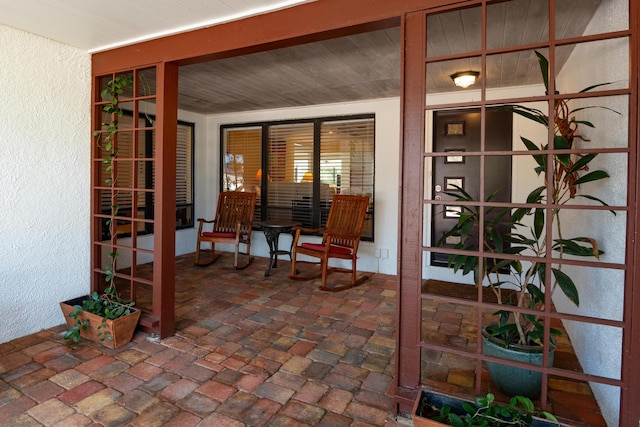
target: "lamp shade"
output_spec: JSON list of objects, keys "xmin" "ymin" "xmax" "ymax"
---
[
  {"xmin": 256, "ymin": 169, "xmax": 262, "ymax": 180},
  {"xmin": 302, "ymin": 172, "xmax": 313, "ymax": 182},
  {"xmin": 450, "ymin": 71, "xmax": 480, "ymax": 88}
]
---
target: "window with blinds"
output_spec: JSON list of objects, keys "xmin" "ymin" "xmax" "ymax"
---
[
  {"xmin": 176, "ymin": 121, "xmax": 194, "ymax": 229},
  {"xmin": 221, "ymin": 114, "xmax": 375, "ymax": 240},
  {"xmin": 100, "ymin": 113, "xmax": 194, "ymax": 239},
  {"xmin": 320, "ymin": 118, "xmax": 374, "ymax": 237}
]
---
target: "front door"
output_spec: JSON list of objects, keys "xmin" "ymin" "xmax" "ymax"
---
[{"xmin": 431, "ymin": 108, "xmax": 512, "ymax": 266}]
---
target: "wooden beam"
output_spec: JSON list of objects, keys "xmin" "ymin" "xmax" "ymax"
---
[
  {"xmin": 153, "ymin": 62, "xmax": 178, "ymax": 338},
  {"xmin": 395, "ymin": 9, "xmax": 425, "ymax": 399},
  {"xmin": 622, "ymin": 0, "xmax": 640, "ymax": 424},
  {"xmin": 91, "ymin": 0, "xmax": 460, "ymax": 73}
]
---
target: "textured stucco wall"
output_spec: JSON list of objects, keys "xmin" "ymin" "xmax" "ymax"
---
[
  {"xmin": 0, "ymin": 25, "xmax": 91, "ymax": 344},
  {"xmin": 554, "ymin": 1, "xmax": 629, "ymax": 425}
]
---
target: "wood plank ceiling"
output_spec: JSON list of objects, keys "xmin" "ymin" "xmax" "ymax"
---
[{"xmin": 177, "ymin": 0, "xmax": 601, "ymax": 114}]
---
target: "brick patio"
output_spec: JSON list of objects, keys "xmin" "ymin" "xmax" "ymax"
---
[
  {"xmin": 0, "ymin": 252, "xmax": 606, "ymax": 426},
  {"xmin": 0, "ymin": 253, "xmax": 406, "ymax": 426}
]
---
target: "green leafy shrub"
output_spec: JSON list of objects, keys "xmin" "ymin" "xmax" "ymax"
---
[{"xmin": 434, "ymin": 393, "xmax": 559, "ymax": 427}]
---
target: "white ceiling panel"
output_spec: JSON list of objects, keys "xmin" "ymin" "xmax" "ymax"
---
[{"xmin": 0, "ymin": 0, "xmax": 313, "ymax": 52}]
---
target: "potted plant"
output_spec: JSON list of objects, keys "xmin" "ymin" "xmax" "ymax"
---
[
  {"xmin": 60, "ymin": 74, "xmax": 141, "ymax": 348},
  {"xmin": 437, "ymin": 51, "xmax": 618, "ymax": 397},
  {"xmin": 412, "ymin": 389, "xmax": 560, "ymax": 427}
]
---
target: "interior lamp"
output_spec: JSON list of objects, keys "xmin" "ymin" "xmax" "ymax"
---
[
  {"xmin": 302, "ymin": 172, "xmax": 313, "ymax": 182},
  {"xmin": 450, "ymin": 71, "xmax": 480, "ymax": 88},
  {"xmin": 256, "ymin": 169, "xmax": 262, "ymax": 181}
]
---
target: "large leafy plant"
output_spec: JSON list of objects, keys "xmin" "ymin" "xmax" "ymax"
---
[
  {"xmin": 64, "ymin": 74, "xmax": 136, "ymax": 343},
  {"xmin": 438, "ymin": 51, "xmax": 618, "ymax": 346}
]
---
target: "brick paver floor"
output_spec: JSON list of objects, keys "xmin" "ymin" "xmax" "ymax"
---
[
  {"xmin": 0, "ymin": 253, "xmax": 606, "ymax": 426},
  {"xmin": 0, "ymin": 253, "xmax": 409, "ymax": 426}
]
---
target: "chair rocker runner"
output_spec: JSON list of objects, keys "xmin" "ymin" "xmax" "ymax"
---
[
  {"xmin": 289, "ymin": 194, "xmax": 370, "ymax": 292},
  {"xmin": 195, "ymin": 191, "xmax": 256, "ymax": 269}
]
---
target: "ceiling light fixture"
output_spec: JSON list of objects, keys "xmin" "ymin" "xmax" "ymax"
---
[{"xmin": 450, "ymin": 71, "xmax": 480, "ymax": 88}]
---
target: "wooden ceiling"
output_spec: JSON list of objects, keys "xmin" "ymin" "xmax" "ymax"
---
[
  {"xmin": 178, "ymin": 28, "xmax": 401, "ymax": 114},
  {"xmin": 177, "ymin": 0, "xmax": 602, "ymax": 114}
]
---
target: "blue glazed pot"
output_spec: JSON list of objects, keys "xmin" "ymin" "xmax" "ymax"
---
[{"xmin": 482, "ymin": 324, "xmax": 555, "ymax": 399}]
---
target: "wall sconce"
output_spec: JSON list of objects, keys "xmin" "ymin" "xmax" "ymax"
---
[{"xmin": 450, "ymin": 71, "xmax": 480, "ymax": 88}]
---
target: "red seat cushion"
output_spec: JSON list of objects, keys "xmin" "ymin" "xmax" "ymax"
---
[
  {"xmin": 301, "ymin": 242, "xmax": 352, "ymax": 255},
  {"xmin": 202, "ymin": 232, "xmax": 236, "ymax": 238}
]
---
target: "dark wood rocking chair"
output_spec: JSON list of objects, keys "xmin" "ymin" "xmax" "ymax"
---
[
  {"xmin": 195, "ymin": 191, "xmax": 256, "ymax": 269},
  {"xmin": 289, "ymin": 194, "xmax": 370, "ymax": 292}
]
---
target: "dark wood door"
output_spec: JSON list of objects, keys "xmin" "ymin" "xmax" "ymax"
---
[{"xmin": 431, "ymin": 108, "xmax": 512, "ymax": 266}]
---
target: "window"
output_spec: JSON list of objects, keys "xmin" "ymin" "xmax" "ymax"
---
[
  {"xmin": 221, "ymin": 114, "xmax": 375, "ymax": 240},
  {"xmin": 100, "ymin": 113, "xmax": 194, "ymax": 239},
  {"xmin": 176, "ymin": 121, "xmax": 195, "ymax": 229}
]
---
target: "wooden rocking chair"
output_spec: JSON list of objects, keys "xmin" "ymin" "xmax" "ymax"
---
[
  {"xmin": 195, "ymin": 191, "xmax": 256, "ymax": 269},
  {"xmin": 289, "ymin": 194, "xmax": 370, "ymax": 291}
]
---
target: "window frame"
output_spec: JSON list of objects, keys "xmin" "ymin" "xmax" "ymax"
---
[{"xmin": 220, "ymin": 113, "xmax": 375, "ymax": 241}]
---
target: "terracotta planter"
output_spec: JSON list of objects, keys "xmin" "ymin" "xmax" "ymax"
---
[{"xmin": 60, "ymin": 296, "xmax": 141, "ymax": 349}]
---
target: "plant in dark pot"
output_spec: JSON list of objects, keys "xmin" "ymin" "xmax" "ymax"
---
[
  {"xmin": 60, "ymin": 74, "xmax": 141, "ymax": 348},
  {"xmin": 437, "ymin": 51, "xmax": 618, "ymax": 398}
]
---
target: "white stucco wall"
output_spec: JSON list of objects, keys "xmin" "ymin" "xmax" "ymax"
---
[
  {"xmin": 553, "ymin": 1, "xmax": 629, "ymax": 425},
  {"xmin": 0, "ymin": 25, "xmax": 91, "ymax": 344},
  {"xmin": 203, "ymin": 98, "xmax": 400, "ymax": 275}
]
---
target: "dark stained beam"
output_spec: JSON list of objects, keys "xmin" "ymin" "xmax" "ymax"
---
[
  {"xmin": 394, "ymin": 10, "xmax": 426, "ymax": 412},
  {"xmin": 92, "ymin": 0, "xmax": 460, "ymax": 73},
  {"xmin": 153, "ymin": 62, "xmax": 178, "ymax": 338}
]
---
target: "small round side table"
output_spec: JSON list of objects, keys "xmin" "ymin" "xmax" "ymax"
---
[{"xmin": 256, "ymin": 221, "xmax": 301, "ymax": 277}]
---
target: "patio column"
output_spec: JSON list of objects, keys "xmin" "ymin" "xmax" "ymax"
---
[
  {"xmin": 394, "ymin": 10, "xmax": 425, "ymax": 409},
  {"xmin": 152, "ymin": 62, "xmax": 178, "ymax": 338}
]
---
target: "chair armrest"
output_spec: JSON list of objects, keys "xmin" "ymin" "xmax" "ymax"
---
[
  {"xmin": 196, "ymin": 218, "xmax": 216, "ymax": 224},
  {"xmin": 292, "ymin": 226, "xmax": 326, "ymax": 247},
  {"xmin": 197, "ymin": 218, "xmax": 217, "ymax": 235},
  {"xmin": 293, "ymin": 226, "xmax": 326, "ymax": 234}
]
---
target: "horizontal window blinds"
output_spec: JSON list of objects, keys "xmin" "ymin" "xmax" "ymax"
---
[
  {"xmin": 268, "ymin": 123, "xmax": 314, "ymax": 224},
  {"xmin": 222, "ymin": 127, "xmax": 262, "ymax": 192},
  {"xmin": 176, "ymin": 123, "xmax": 193, "ymax": 205},
  {"xmin": 220, "ymin": 115, "xmax": 375, "ymax": 240}
]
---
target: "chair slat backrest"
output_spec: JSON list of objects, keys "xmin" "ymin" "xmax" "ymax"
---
[
  {"xmin": 213, "ymin": 192, "xmax": 256, "ymax": 234},
  {"xmin": 323, "ymin": 195, "xmax": 369, "ymax": 249}
]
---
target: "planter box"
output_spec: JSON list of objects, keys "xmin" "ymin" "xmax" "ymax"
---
[
  {"xmin": 412, "ymin": 389, "xmax": 463, "ymax": 427},
  {"xmin": 60, "ymin": 296, "xmax": 141, "ymax": 349},
  {"xmin": 412, "ymin": 389, "xmax": 562, "ymax": 427}
]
